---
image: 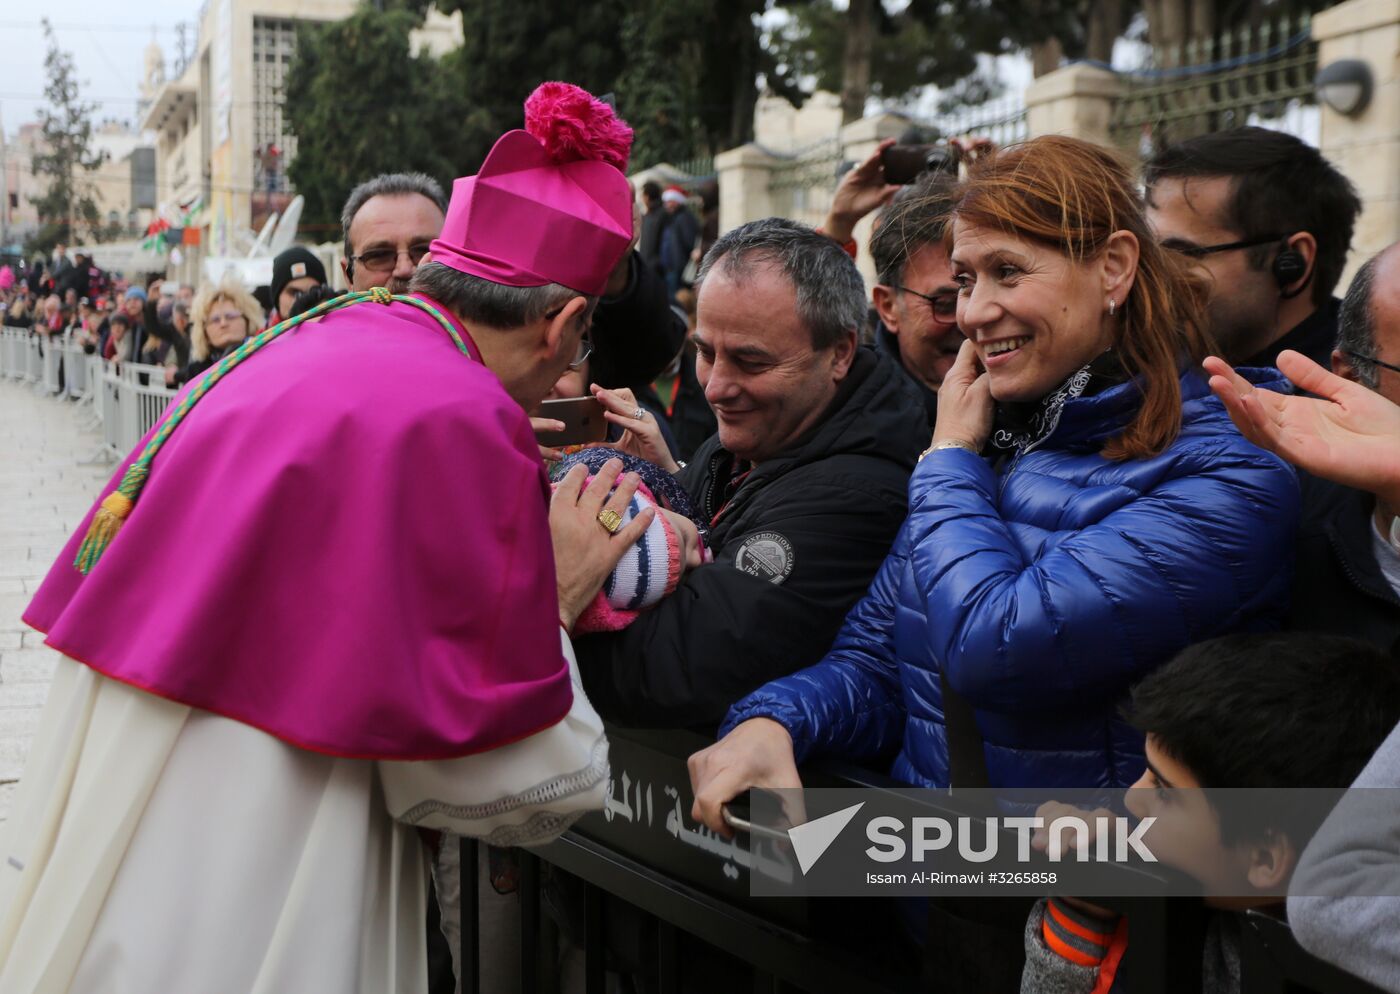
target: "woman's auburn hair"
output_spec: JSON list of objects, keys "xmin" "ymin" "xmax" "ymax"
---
[
  {"xmin": 190, "ymin": 274, "xmax": 265, "ymax": 361},
  {"xmin": 949, "ymin": 135, "xmax": 1217, "ymax": 461}
]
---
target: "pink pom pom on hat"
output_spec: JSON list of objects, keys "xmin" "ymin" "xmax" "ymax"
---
[{"xmin": 430, "ymin": 82, "xmax": 635, "ymax": 298}]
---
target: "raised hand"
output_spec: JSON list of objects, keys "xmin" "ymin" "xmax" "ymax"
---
[
  {"xmin": 1205, "ymin": 351, "xmax": 1400, "ymax": 507},
  {"xmin": 591, "ymin": 385, "xmax": 680, "ymax": 473},
  {"xmin": 931, "ymin": 338, "xmax": 994, "ymax": 450},
  {"xmin": 823, "ymin": 138, "xmax": 902, "ymax": 245}
]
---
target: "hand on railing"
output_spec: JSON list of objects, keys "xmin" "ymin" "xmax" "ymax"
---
[{"xmin": 688, "ymin": 718, "xmax": 804, "ymax": 838}]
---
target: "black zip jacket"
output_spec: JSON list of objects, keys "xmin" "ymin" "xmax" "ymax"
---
[
  {"xmin": 575, "ymin": 345, "xmax": 928, "ymax": 728},
  {"xmin": 589, "ymin": 251, "xmax": 686, "ymax": 390},
  {"xmin": 1290, "ymin": 473, "xmax": 1400, "ymax": 656}
]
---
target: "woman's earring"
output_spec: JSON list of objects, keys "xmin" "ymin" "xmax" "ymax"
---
[{"xmin": 1107, "ymin": 299, "xmax": 1116, "ymax": 316}]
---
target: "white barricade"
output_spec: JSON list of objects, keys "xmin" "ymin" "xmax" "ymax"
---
[
  {"xmin": 62, "ymin": 335, "xmax": 89, "ymax": 400},
  {"xmin": 98, "ymin": 368, "xmax": 123, "ymax": 459},
  {"xmin": 116, "ymin": 372, "xmax": 176, "ymax": 455},
  {"xmin": 84, "ymin": 354, "xmax": 103, "ymax": 407},
  {"xmin": 119, "ymin": 361, "xmax": 169, "ymax": 385},
  {"xmin": 0, "ymin": 327, "xmax": 28, "ymax": 379},
  {"xmin": 24, "ymin": 336, "xmax": 43, "ymax": 384},
  {"xmin": 41, "ymin": 335, "xmax": 62, "ymax": 394}
]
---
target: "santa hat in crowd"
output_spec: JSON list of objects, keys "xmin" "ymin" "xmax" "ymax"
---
[
  {"xmin": 661, "ymin": 186, "xmax": 688, "ymax": 205},
  {"xmin": 430, "ymin": 82, "xmax": 635, "ymax": 298}
]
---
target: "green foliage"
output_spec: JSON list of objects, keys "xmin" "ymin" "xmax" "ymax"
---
[
  {"xmin": 616, "ymin": 0, "xmax": 772, "ymax": 164},
  {"xmin": 433, "ymin": 0, "xmax": 633, "ymax": 174},
  {"xmin": 28, "ymin": 19, "xmax": 109, "ymax": 253},
  {"xmin": 283, "ymin": 6, "xmax": 468, "ymax": 233},
  {"xmin": 768, "ymin": 0, "xmax": 1089, "ymax": 110}
]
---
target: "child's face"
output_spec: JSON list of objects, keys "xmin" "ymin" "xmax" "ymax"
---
[{"xmin": 1125, "ymin": 735, "xmax": 1294, "ymax": 907}]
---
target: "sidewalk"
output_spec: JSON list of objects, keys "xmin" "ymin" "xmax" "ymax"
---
[{"xmin": 0, "ymin": 379, "xmax": 112, "ymax": 822}]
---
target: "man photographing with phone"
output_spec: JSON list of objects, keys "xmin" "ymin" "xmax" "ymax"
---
[{"xmin": 819, "ymin": 135, "xmax": 989, "ymax": 429}]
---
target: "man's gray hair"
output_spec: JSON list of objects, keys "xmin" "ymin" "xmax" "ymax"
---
[
  {"xmin": 1338, "ymin": 252, "xmax": 1381, "ymax": 388},
  {"xmin": 409, "ymin": 262, "xmax": 585, "ymax": 329},
  {"xmin": 696, "ymin": 217, "xmax": 867, "ymax": 350},
  {"xmin": 341, "ymin": 172, "xmax": 448, "ymax": 258}
]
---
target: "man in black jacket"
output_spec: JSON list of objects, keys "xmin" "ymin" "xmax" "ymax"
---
[
  {"xmin": 1290, "ymin": 243, "xmax": 1400, "ymax": 654},
  {"xmin": 575, "ymin": 218, "xmax": 928, "ymax": 728}
]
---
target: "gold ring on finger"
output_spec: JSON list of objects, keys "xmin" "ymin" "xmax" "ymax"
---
[{"xmin": 597, "ymin": 508, "xmax": 624, "ymax": 534}]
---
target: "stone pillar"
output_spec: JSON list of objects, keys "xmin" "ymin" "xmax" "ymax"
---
[
  {"xmin": 715, "ymin": 144, "xmax": 782, "ymax": 236},
  {"xmin": 839, "ymin": 112, "xmax": 912, "ymax": 291},
  {"xmin": 1024, "ymin": 64, "xmax": 1125, "ymax": 145},
  {"xmin": 1313, "ymin": 0, "xmax": 1400, "ymax": 287}
]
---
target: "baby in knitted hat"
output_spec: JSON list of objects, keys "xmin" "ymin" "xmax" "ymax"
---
[{"xmin": 550, "ymin": 448, "xmax": 709, "ymax": 633}]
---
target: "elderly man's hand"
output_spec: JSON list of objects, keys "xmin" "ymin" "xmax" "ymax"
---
[
  {"xmin": 1205, "ymin": 351, "xmax": 1400, "ymax": 508},
  {"xmin": 823, "ymin": 138, "xmax": 902, "ymax": 245},
  {"xmin": 550, "ymin": 459, "xmax": 655, "ymax": 630}
]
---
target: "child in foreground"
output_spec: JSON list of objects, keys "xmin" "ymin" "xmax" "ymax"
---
[{"xmin": 1022, "ymin": 632, "xmax": 1400, "ymax": 994}]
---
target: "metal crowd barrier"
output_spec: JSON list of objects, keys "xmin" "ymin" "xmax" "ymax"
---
[
  {"xmin": 40, "ymin": 335, "xmax": 62, "ymax": 394},
  {"xmin": 1, "ymin": 326, "xmax": 30, "ymax": 379},
  {"xmin": 455, "ymin": 726, "xmax": 1390, "ymax": 994},
  {"xmin": 1, "ymin": 326, "xmax": 176, "ymax": 461},
  {"xmin": 24, "ymin": 334, "xmax": 42, "ymax": 384},
  {"xmin": 116, "ymin": 368, "xmax": 176, "ymax": 452}
]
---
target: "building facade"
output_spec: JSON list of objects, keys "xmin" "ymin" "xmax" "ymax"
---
[{"xmin": 143, "ymin": 0, "xmax": 359, "ymax": 284}]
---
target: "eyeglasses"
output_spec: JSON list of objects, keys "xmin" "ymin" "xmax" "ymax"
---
[
  {"xmin": 206, "ymin": 311, "xmax": 246, "ymax": 326},
  {"xmin": 349, "ymin": 243, "xmax": 432, "ymax": 273},
  {"xmin": 1343, "ymin": 350, "xmax": 1400, "ymax": 377},
  {"xmin": 896, "ymin": 285, "xmax": 958, "ymax": 324},
  {"xmin": 1164, "ymin": 233, "xmax": 1286, "ymax": 259},
  {"xmin": 568, "ymin": 330, "xmax": 594, "ymax": 371}
]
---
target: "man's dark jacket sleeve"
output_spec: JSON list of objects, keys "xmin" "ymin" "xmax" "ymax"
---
[
  {"xmin": 574, "ymin": 461, "xmax": 910, "ymax": 729},
  {"xmin": 588, "ymin": 251, "xmax": 685, "ymax": 389}
]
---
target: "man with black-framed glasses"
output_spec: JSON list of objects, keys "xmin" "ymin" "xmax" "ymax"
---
[
  {"xmin": 1144, "ymin": 127, "xmax": 1361, "ymax": 370},
  {"xmin": 868, "ymin": 171, "xmax": 962, "ymax": 430}
]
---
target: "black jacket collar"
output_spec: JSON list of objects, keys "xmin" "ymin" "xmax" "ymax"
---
[
  {"xmin": 1302, "ymin": 474, "xmax": 1399, "ymax": 607},
  {"xmin": 1243, "ymin": 298, "xmax": 1340, "ymax": 370},
  {"xmin": 874, "ymin": 319, "xmax": 939, "ymax": 430}
]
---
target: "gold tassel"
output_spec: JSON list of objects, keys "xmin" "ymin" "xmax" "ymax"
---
[{"xmin": 73, "ymin": 491, "xmax": 135, "ymax": 574}]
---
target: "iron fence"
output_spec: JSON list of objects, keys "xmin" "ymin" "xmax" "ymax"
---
[
  {"xmin": 919, "ymin": 92, "xmax": 1030, "ymax": 149},
  {"xmin": 1109, "ymin": 12, "xmax": 1318, "ymax": 155},
  {"xmin": 766, "ymin": 138, "xmax": 846, "ymax": 228}
]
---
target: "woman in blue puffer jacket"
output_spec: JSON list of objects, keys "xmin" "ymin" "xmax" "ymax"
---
[{"xmin": 688, "ymin": 136, "xmax": 1300, "ymax": 820}]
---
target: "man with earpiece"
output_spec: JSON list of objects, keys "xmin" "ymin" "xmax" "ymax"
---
[{"xmin": 1143, "ymin": 126, "xmax": 1361, "ymax": 371}]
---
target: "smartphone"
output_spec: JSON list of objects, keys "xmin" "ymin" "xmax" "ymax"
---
[
  {"xmin": 536, "ymin": 396, "xmax": 608, "ymax": 446},
  {"xmin": 881, "ymin": 144, "xmax": 958, "ymax": 185}
]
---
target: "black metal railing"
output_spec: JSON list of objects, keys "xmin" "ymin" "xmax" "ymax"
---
[{"xmin": 456, "ymin": 726, "xmax": 1388, "ymax": 994}]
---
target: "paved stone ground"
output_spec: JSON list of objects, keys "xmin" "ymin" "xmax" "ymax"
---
[{"xmin": 0, "ymin": 378, "xmax": 113, "ymax": 822}]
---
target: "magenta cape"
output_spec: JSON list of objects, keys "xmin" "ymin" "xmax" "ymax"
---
[{"xmin": 24, "ymin": 298, "xmax": 573, "ymax": 760}]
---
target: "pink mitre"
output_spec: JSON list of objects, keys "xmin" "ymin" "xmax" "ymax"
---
[{"xmin": 431, "ymin": 82, "xmax": 635, "ymax": 298}]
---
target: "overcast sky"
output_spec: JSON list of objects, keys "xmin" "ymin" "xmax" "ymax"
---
[{"xmin": 1, "ymin": 4, "xmax": 202, "ymax": 140}]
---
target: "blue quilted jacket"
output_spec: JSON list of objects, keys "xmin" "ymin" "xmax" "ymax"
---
[{"xmin": 721, "ymin": 368, "xmax": 1300, "ymax": 789}]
